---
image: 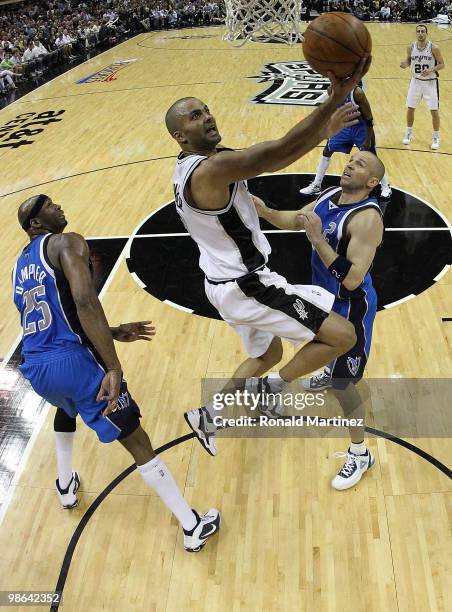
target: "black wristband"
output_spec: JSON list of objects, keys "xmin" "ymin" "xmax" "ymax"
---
[{"xmin": 328, "ymin": 256, "xmax": 352, "ymax": 282}]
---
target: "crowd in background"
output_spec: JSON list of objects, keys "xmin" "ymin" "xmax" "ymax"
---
[
  {"xmin": 0, "ymin": 1, "xmax": 450, "ymax": 94},
  {"xmin": 0, "ymin": 0, "xmax": 225, "ymax": 93},
  {"xmin": 307, "ymin": 0, "xmax": 451, "ymax": 22}
]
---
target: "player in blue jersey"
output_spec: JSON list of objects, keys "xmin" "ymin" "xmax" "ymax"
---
[
  {"xmin": 300, "ymin": 85, "xmax": 392, "ymax": 200},
  {"xmin": 12, "ymin": 194, "xmax": 220, "ymax": 552},
  {"xmin": 254, "ymin": 150, "xmax": 385, "ymax": 490}
]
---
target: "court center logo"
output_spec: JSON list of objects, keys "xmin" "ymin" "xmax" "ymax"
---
[
  {"xmin": 76, "ymin": 59, "xmax": 140, "ymax": 84},
  {"xmin": 249, "ymin": 61, "xmax": 330, "ymax": 106},
  {"xmin": 125, "ymin": 174, "xmax": 452, "ymax": 320}
]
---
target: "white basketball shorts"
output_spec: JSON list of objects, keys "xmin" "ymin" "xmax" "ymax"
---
[
  {"xmin": 406, "ymin": 78, "xmax": 439, "ymax": 111},
  {"xmin": 204, "ymin": 267, "xmax": 335, "ymax": 358}
]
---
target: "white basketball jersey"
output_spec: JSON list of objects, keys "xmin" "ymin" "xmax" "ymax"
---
[
  {"xmin": 410, "ymin": 41, "xmax": 437, "ymax": 80},
  {"xmin": 173, "ymin": 152, "xmax": 271, "ymax": 281}
]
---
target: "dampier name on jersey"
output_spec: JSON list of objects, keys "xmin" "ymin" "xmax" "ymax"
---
[{"xmin": 14, "ymin": 263, "xmax": 47, "ymax": 294}]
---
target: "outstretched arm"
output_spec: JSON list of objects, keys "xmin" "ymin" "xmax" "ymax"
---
[
  {"xmin": 252, "ymin": 195, "xmax": 315, "ymax": 231},
  {"xmin": 191, "ymin": 57, "xmax": 370, "ymax": 210}
]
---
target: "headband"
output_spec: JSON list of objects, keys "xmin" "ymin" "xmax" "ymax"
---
[{"xmin": 21, "ymin": 194, "xmax": 48, "ymax": 230}]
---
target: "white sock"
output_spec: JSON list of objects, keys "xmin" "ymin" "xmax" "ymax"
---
[
  {"xmin": 433, "ymin": 131, "xmax": 439, "ymax": 139},
  {"xmin": 350, "ymin": 441, "xmax": 367, "ymax": 455},
  {"xmin": 55, "ymin": 431, "xmax": 75, "ymax": 489},
  {"xmin": 380, "ymin": 174, "xmax": 389, "ymax": 189},
  {"xmin": 406, "ymin": 127, "xmax": 413, "ymax": 136},
  {"xmin": 137, "ymin": 456, "xmax": 197, "ymax": 531},
  {"xmin": 314, "ymin": 156, "xmax": 331, "ymax": 186}
]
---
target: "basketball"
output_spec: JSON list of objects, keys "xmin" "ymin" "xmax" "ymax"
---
[{"xmin": 303, "ymin": 13, "xmax": 372, "ymax": 79}]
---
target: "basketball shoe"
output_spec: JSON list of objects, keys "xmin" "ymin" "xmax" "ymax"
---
[
  {"xmin": 402, "ymin": 130, "xmax": 412, "ymax": 145},
  {"xmin": 55, "ymin": 471, "xmax": 80, "ymax": 509},
  {"xmin": 431, "ymin": 137, "xmax": 440, "ymax": 150},
  {"xmin": 246, "ymin": 376, "xmax": 285, "ymax": 418},
  {"xmin": 331, "ymin": 448, "xmax": 375, "ymax": 490},
  {"xmin": 183, "ymin": 508, "xmax": 221, "ymax": 552},
  {"xmin": 380, "ymin": 183, "xmax": 392, "ymax": 199},
  {"xmin": 299, "ymin": 182, "xmax": 322, "ymax": 196},
  {"xmin": 184, "ymin": 406, "xmax": 218, "ymax": 456},
  {"xmin": 302, "ymin": 367, "xmax": 332, "ymax": 391}
]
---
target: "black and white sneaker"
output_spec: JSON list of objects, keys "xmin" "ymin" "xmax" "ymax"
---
[
  {"xmin": 184, "ymin": 508, "xmax": 221, "ymax": 552},
  {"xmin": 245, "ymin": 376, "xmax": 284, "ymax": 418},
  {"xmin": 380, "ymin": 183, "xmax": 392, "ymax": 199},
  {"xmin": 302, "ymin": 367, "xmax": 332, "ymax": 391},
  {"xmin": 331, "ymin": 449, "xmax": 375, "ymax": 490},
  {"xmin": 299, "ymin": 182, "xmax": 322, "ymax": 196},
  {"xmin": 55, "ymin": 471, "xmax": 80, "ymax": 509},
  {"xmin": 184, "ymin": 407, "xmax": 217, "ymax": 456}
]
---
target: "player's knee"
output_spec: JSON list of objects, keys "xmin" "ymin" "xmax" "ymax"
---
[
  {"xmin": 261, "ymin": 337, "xmax": 283, "ymax": 368},
  {"xmin": 340, "ymin": 320, "xmax": 357, "ymax": 352},
  {"xmin": 54, "ymin": 407, "xmax": 76, "ymax": 432}
]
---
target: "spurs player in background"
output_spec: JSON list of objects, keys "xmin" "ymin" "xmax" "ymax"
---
[
  {"xmin": 165, "ymin": 60, "xmax": 370, "ymax": 456},
  {"xmin": 400, "ymin": 24, "xmax": 445, "ymax": 150}
]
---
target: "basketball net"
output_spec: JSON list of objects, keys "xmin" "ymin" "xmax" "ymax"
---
[{"xmin": 223, "ymin": 0, "xmax": 303, "ymax": 46}]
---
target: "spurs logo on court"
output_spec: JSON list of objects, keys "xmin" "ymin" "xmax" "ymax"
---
[
  {"xmin": 347, "ymin": 356, "xmax": 361, "ymax": 376},
  {"xmin": 249, "ymin": 61, "xmax": 330, "ymax": 107},
  {"xmin": 0, "ymin": 110, "xmax": 65, "ymax": 150},
  {"xmin": 76, "ymin": 59, "xmax": 140, "ymax": 84},
  {"xmin": 293, "ymin": 298, "xmax": 309, "ymax": 321}
]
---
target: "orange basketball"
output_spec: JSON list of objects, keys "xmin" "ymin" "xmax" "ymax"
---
[{"xmin": 303, "ymin": 13, "xmax": 372, "ymax": 79}]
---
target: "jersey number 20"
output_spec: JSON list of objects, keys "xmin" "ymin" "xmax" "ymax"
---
[
  {"xmin": 22, "ymin": 285, "xmax": 52, "ymax": 335},
  {"xmin": 414, "ymin": 64, "xmax": 430, "ymax": 74}
]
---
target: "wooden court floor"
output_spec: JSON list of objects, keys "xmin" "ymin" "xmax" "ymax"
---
[{"xmin": 0, "ymin": 22, "xmax": 451, "ymax": 612}]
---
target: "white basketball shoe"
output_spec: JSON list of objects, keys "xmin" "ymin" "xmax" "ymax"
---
[
  {"xmin": 331, "ymin": 448, "xmax": 375, "ymax": 490},
  {"xmin": 183, "ymin": 508, "xmax": 221, "ymax": 552},
  {"xmin": 299, "ymin": 182, "xmax": 322, "ymax": 196},
  {"xmin": 55, "ymin": 471, "xmax": 80, "ymax": 509}
]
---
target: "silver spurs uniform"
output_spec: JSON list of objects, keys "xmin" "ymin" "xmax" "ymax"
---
[{"xmin": 173, "ymin": 152, "xmax": 335, "ymax": 357}]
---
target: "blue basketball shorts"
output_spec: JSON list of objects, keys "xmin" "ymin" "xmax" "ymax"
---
[
  {"xmin": 20, "ymin": 347, "xmax": 141, "ymax": 443},
  {"xmin": 327, "ymin": 124, "xmax": 368, "ymax": 154},
  {"xmin": 329, "ymin": 289, "xmax": 377, "ymax": 389}
]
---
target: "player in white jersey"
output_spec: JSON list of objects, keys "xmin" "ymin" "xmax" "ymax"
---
[
  {"xmin": 165, "ymin": 60, "xmax": 371, "ymax": 456},
  {"xmin": 400, "ymin": 24, "xmax": 445, "ymax": 150}
]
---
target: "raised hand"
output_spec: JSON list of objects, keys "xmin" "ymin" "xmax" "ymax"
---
[
  {"xmin": 324, "ymin": 102, "xmax": 361, "ymax": 139},
  {"xmin": 328, "ymin": 54, "xmax": 371, "ymax": 103},
  {"xmin": 113, "ymin": 321, "xmax": 156, "ymax": 342}
]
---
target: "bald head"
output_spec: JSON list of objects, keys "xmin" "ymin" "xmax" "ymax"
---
[
  {"xmin": 340, "ymin": 151, "xmax": 386, "ymax": 195},
  {"xmin": 165, "ymin": 97, "xmax": 197, "ymax": 135},
  {"xmin": 363, "ymin": 151, "xmax": 385, "ymax": 182},
  {"xmin": 165, "ymin": 97, "xmax": 221, "ymax": 152},
  {"xmin": 18, "ymin": 194, "xmax": 48, "ymax": 229}
]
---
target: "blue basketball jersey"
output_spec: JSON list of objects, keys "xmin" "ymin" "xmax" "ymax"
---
[
  {"xmin": 12, "ymin": 234, "xmax": 84, "ymax": 362},
  {"xmin": 342, "ymin": 89, "xmax": 366, "ymax": 126},
  {"xmin": 311, "ymin": 187, "xmax": 382, "ymax": 300}
]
